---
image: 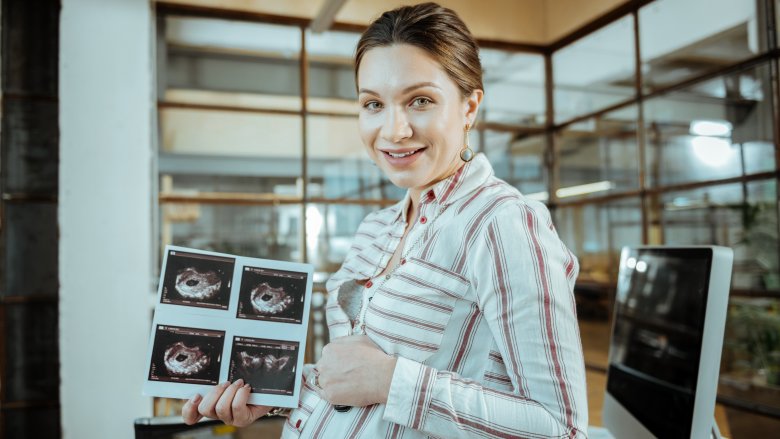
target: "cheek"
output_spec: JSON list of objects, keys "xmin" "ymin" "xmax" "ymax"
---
[
  {"xmin": 413, "ymin": 105, "xmax": 457, "ymax": 141},
  {"xmin": 413, "ymin": 113, "xmax": 456, "ymax": 152},
  {"xmin": 358, "ymin": 115, "xmax": 380, "ymax": 152},
  {"xmin": 410, "ymin": 112, "xmax": 436, "ymax": 131}
]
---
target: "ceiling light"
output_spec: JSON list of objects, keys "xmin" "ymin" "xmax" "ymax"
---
[
  {"xmin": 692, "ymin": 136, "xmax": 734, "ymax": 167},
  {"xmin": 556, "ymin": 181, "xmax": 614, "ymax": 198},
  {"xmin": 689, "ymin": 120, "xmax": 732, "ymax": 137},
  {"xmin": 525, "ymin": 191, "xmax": 549, "ymax": 201}
]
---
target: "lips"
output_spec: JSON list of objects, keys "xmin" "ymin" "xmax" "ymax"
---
[
  {"xmin": 381, "ymin": 147, "xmax": 425, "ymax": 156},
  {"xmin": 380, "ymin": 147, "xmax": 427, "ymax": 166}
]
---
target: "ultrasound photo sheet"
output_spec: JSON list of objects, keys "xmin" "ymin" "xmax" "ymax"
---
[{"xmin": 143, "ymin": 245, "xmax": 314, "ymax": 408}]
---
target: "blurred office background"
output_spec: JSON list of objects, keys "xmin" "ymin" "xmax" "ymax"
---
[{"xmin": 1, "ymin": 0, "xmax": 779, "ymax": 437}]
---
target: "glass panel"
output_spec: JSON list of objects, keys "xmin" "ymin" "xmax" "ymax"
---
[
  {"xmin": 657, "ymin": 183, "xmax": 743, "ymax": 245},
  {"xmin": 656, "ymin": 180, "xmax": 778, "ymax": 292},
  {"xmin": 159, "ymin": 173, "xmax": 298, "ymax": 197},
  {"xmin": 718, "ymin": 172, "xmax": 780, "ymax": 429},
  {"xmin": 164, "ymin": 89, "xmax": 301, "ymax": 112},
  {"xmin": 159, "ymin": 17, "xmax": 304, "ymax": 178},
  {"xmin": 163, "ymin": 17, "xmax": 301, "ymax": 101},
  {"xmin": 644, "ymin": 62, "xmax": 774, "ymax": 187},
  {"xmin": 306, "ymin": 30, "xmax": 360, "ymax": 104},
  {"xmin": 721, "ymin": 297, "xmax": 780, "ymax": 416},
  {"xmin": 640, "ymin": 0, "xmax": 765, "ymax": 93},
  {"xmin": 556, "ymin": 199, "xmax": 643, "ymax": 286},
  {"xmin": 743, "ymin": 140, "xmax": 776, "ymax": 175},
  {"xmin": 160, "ymin": 108, "xmax": 302, "ymax": 158},
  {"xmin": 306, "ymin": 115, "xmax": 401, "ymax": 200},
  {"xmin": 557, "ymin": 106, "xmax": 639, "ymax": 201},
  {"xmin": 306, "ymin": 204, "xmax": 383, "ymax": 274},
  {"xmin": 481, "ymin": 49, "xmax": 545, "ymax": 127},
  {"xmin": 553, "ymin": 15, "xmax": 635, "ymax": 123},
  {"xmin": 744, "ymin": 180, "xmax": 779, "ymax": 291},
  {"xmin": 160, "ymin": 204, "xmax": 302, "ymax": 262},
  {"xmin": 482, "ymin": 131, "xmax": 548, "ymax": 198}
]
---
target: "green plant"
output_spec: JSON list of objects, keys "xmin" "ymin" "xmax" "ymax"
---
[
  {"xmin": 725, "ymin": 299, "xmax": 780, "ymax": 386},
  {"xmin": 727, "ymin": 201, "xmax": 779, "ymax": 289}
]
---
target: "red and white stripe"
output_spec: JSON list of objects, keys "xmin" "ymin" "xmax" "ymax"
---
[{"xmin": 283, "ymin": 153, "xmax": 587, "ymax": 438}]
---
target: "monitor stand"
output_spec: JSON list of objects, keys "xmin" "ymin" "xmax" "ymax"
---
[{"xmin": 710, "ymin": 417, "xmax": 722, "ymax": 439}]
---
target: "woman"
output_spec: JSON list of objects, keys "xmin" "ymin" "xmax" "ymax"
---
[{"xmin": 183, "ymin": 3, "xmax": 588, "ymax": 437}]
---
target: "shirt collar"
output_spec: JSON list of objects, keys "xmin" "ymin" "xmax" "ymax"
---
[{"xmin": 391, "ymin": 153, "xmax": 494, "ymax": 223}]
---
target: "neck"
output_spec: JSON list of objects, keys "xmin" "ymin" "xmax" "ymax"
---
[
  {"xmin": 407, "ymin": 157, "xmax": 467, "ymax": 221},
  {"xmin": 406, "ymin": 195, "xmax": 419, "ymax": 226}
]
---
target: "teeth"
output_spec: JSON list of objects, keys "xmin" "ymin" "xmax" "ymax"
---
[{"xmin": 388, "ymin": 150, "xmax": 418, "ymax": 158}]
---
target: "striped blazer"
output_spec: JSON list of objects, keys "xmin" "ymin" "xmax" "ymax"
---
[{"xmin": 282, "ymin": 153, "xmax": 588, "ymax": 438}]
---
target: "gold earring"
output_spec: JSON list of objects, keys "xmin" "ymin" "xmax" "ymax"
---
[{"xmin": 460, "ymin": 123, "xmax": 474, "ymax": 162}]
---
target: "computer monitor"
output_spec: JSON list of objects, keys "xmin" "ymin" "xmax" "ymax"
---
[{"xmin": 603, "ymin": 246, "xmax": 733, "ymax": 439}]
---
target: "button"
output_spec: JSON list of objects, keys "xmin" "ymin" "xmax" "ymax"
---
[
  {"xmin": 295, "ymin": 419, "xmax": 301, "ymax": 428},
  {"xmin": 385, "ymin": 274, "xmax": 391, "ymax": 280},
  {"xmin": 400, "ymin": 258, "xmax": 406, "ymax": 265},
  {"xmin": 365, "ymin": 280, "xmax": 373, "ymax": 288},
  {"xmin": 420, "ymin": 216, "xmax": 427, "ymax": 224},
  {"xmin": 427, "ymin": 190, "xmax": 435, "ymax": 200}
]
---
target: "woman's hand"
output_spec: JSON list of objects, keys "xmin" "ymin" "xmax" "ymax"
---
[
  {"xmin": 181, "ymin": 379, "xmax": 272, "ymax": 427},
  {"xmin": 315, "ymin": 335, "xmax": 397, "ymax": 407}
]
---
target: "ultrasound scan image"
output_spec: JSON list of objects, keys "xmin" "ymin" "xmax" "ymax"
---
[
  {"xmin": 149, "ymin": 325, "xmax": 225, "ymax": 385},
  {"xmin": 251, "ymin": 283, "xmax": 293, "ymax": 314},
  {"xmin": 164, "ymin": 342, "xmax": 211, "ymax": 376},
  {"xmin": 176, "ymin": 268, "xmax": 222, "ymax": 301},
  {"xmin": 237, "ymin": 267, "xmax": 306, "ymax": 323},
  {"xmin": 161, "ymin": 250, "xmax": 235, "ymax": 310},
  {"xmin": 228, "ymin": 337, "xmax": 298, "ymax": 395}
]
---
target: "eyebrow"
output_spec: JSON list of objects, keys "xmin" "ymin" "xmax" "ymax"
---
[{"xmin": 358, "ymin": 81, "xmax": 442, "ymax": 96}]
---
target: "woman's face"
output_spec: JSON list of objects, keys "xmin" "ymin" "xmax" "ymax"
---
[{"xmin": 357, "ymin": 44, "xmax": 482, "ymax": 193}]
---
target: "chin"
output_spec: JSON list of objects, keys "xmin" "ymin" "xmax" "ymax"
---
[{"xmin": 384, "ymin": 172, "xmax": 426, "ymax": 191}]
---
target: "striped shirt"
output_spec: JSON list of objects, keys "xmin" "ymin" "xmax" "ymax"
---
[{"xmin": 282, "ymin": 153, "xmax": 588, "ymax": 438}]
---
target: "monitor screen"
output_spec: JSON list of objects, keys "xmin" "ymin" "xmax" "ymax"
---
[{"xmin": 607, "ymin": 248, "xmax": 713, "ymax": 439}]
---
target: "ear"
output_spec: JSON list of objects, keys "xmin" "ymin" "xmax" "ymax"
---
[{"xmin": 464, "ymin": 88, "xmax": 484, "ymax": 127}]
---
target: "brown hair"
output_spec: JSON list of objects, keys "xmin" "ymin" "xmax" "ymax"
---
[{"xmin": 354, "ymin": 2, "xmax": 483, "ymax": 98}]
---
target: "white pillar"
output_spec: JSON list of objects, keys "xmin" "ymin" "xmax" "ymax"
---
[{"xmin": 59, "ymin": 1, "xmax": 154, "ymax": 437}]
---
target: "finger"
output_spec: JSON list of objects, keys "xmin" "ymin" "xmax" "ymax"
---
[
  {"xmin": 248, "ymin": 403, "xmax": 273, "ymax": 420},
  {"xmin": 232, "ymin": 383, "xmax": 270, "ymax": 427},
  {"xmin": 198, "ymin": 381, "xmax": 230, "ymax": 419},
  {"xmin": 182, "ymin": 394, "xmax": 204, "ymax": 425},
  {"xmin": 215, "ymin": 379, "xmax": 244, "ymax": 424}
]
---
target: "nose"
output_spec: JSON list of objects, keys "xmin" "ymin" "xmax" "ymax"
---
[{"xmin": 379, "ymin": 106, "xmax": 412, "ymax": 143}]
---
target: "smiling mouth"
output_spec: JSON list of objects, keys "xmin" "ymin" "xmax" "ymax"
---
[{"xmin": 384, "ymin": 148, "xmax": 426, "ymax": 158}]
